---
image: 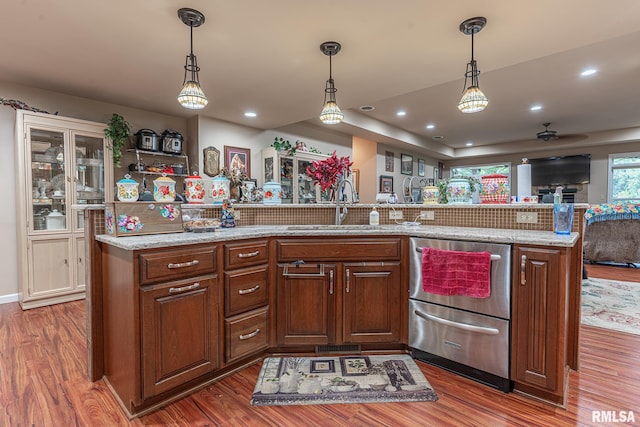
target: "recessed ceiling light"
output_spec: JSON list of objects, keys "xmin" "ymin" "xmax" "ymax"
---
[
  {"xmin": 359, "ymin": 105, "xmax": 375, "ymax": 111},
  {"xmin": 530, "ymin": 105, "xmax": 542, "ymax": 111},
  {"xmin": 465, "ymin": 142, "xmax": 473, "ymax": 147},
  {"xmin": 396, "ymin": 111, "xmax": 406, "ymax": 116},
  {"xmin": 581, "ymin": 68, "xmax": 597, "ymax": 76},
  {"xmin": 426, "ymin": 124, "xmax": 435, "ymax": 129},
  {"xmin": 244, "ymin": 111, "xmax": 257, "ymax": 117}
]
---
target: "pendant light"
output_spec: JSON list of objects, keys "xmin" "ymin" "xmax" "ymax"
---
[
  {"xmin": 319, "ymin": 41, "xmax": 344, "ymax": 125},
  {"xmin": 177, "ymin": 8, "xmax": 208, "ymax": 109},
  {"xmin": 458, "ymin": 17, "xmax": 488, "ymax": 113}
]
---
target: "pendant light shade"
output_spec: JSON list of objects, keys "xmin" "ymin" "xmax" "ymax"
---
[
  {"xmin": 319, "ymin": 41, "xmax": 344, "ymax": 125},
  {"xmin": 177, "ymin": 8, "xmax": 208, "ymax": 110},
  {"xmin": 458, "ymin": 17, "xmax": 488, "ymax": 113}
]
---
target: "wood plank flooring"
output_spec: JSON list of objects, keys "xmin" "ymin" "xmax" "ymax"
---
[{"xmin": 1, "ymin": 264, "xmax": 638, "ymax": 426}]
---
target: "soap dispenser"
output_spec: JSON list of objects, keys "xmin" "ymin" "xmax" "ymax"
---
[{"xmin": 369, "ymin": 206, "xmax": 380, "ymax": 225}]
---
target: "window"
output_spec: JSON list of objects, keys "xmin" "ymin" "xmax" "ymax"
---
[
  {"xmin": 450, "ymin": 163, "xmax": 511, "ymax": 185},
  {"xmin": 608, "ymin": 152, "xmax": 640, "ymax": 203}
]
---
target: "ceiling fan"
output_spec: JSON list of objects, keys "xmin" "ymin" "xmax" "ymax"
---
[{"xmin": 536, "ymin": 123, "xmax": 559, "ymax": 141}]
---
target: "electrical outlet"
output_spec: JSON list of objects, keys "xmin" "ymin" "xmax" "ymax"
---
[
  {"xmin": 389, "ymin": 210, "xmax": 403, "ymax": 220},
  {"xmin": 516, "ymin": 211, "xmax": 538, "ymax": 224},
  {"xmin": 234, "ymin": 210, "xmax": 240, "ymax": 220},
  {"xmin": 420, "ymin": 211, "xmax": 435, "ymax": 220}
]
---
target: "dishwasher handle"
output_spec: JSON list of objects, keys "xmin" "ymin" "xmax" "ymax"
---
[
  {"xmin": 415, "ymin": 247, "xmax": 501, "ymax": 262},
  {"xmin": 414, "ymin": 309, "xmax": 499, "ymax": 335}
]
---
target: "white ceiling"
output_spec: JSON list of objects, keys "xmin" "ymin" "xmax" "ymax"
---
[{"xmin": 2, "ymin": 1, "xmax": 640, "ymax": 159}]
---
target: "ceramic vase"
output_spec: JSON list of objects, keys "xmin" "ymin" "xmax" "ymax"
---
[
  {"xmin": 480, "ymin": 174, "xmax": 509, "ymax": 204},
  {"xmin": 211, "ymin": 176, "xmax": 230, "ymax": 204},
  {"xmin": 446, "ymin": 178, "xmax": 472, "ymax": 204},
  {"xmin": 422, "ymin": 185, "xmax": 439, "ymax": 204}
]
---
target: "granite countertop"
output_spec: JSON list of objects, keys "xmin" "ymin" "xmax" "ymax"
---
[{"xmin": 95, "ymin": 224, "xmax": 579, "ymax": 251}]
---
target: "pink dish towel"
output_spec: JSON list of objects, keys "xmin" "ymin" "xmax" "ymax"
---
[{"xmin": 421, "ymin": 247, "xmax": 492, "ymax": 298}]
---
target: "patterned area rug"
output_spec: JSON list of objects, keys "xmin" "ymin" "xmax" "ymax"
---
[
  {"xmin": 582, "ymin": 277, "xmax": 640, "ymax": 335},
  {"xmin": 250, "ymin": 354, "xmax": 438, "ymax": 406}
]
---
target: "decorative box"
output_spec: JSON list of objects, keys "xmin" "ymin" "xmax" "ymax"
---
[{"xmin": 105, "ymin": 202, "xmax": 183, "ymax": 237}]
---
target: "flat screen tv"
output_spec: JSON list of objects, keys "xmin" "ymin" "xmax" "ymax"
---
[{"xmin": 529, "ymin": 154, "xmax": 591, "ymax": 186}]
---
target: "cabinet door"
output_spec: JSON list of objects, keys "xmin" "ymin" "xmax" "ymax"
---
[
  {"xmin": 141, "ymin": 276, "xmax": 218, "ymax": 399},
  {"xmin": 28, "ymin": 237, "xmax": 73, "ymax": 298},
  {"xmin": 72, "ymin": 131, "xmax": 109, "ymax": 230},
  {"xmin": 276, "ymin": 263, "xmax": 336, "ymax": 346},
  {"xmin": 511, "ymin": 245, "xmax": 567, "ymax": 404},
  {"xmin": 343, "ymin": 263, "xmax": 401, "ymax": 343}
]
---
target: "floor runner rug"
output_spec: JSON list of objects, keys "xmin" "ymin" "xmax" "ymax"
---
[
  {"xmin": 251, "ymin": 354, "xmax": 438, "ymax": 406},
  {"xmin": 582, "ymin": 277, "xmax": 640, "ymax": 335}
]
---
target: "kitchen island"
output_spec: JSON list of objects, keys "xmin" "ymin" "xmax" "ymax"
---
[{"xmin": 88, "ymin": 205, "xmax": 584, "ymax": 417}]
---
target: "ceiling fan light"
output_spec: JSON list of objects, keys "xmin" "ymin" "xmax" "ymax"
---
[
  {"xmin": 458, "ymin": 86, "xmax": 488, "ymax": 113},
  {"xmin": 178, "ymin": 81, "xmax": 208, "ymax": 109},
  {"xmin": 320, "ymin": 100, "xmax": 344, "ymax": 124}
]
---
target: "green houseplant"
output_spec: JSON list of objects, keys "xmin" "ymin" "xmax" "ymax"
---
[{"xmin": 104, "ymin": 113, "xmax": 131, "ymax": 168}]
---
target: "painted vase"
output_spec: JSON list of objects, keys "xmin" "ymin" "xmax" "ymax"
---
[
  {"xmin": 153, "ymin": 174, "xmax": 176, "ymax": 202},
  {"xmin": 184, "ymin": 172, "xmax": 205, "ymax": 204},
  {"xmin": 422, "ymin": 185, "xmax": 439, "ymax": 204},
  {"xmin": 116, "ymin": 174, "xmax": 139, "ymax": 202},
  {"xmin": 263, "ymin": 181, "xmax": 282, "ymax": 205},
  {"xmin": 211, "ymin": 175, "xmax": 230, "ymax": 204},
  {"xmin": 480, "ymin": 174, "xmax": 509, "ymax": 204},
  {"xmin": 446, "ymin": 178, "xmax": 472, "ymax": 204}
]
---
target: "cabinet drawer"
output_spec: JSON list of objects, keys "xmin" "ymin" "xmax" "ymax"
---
[
  {"xmin": 225, "ymin": 307, "xmax": 269, "ymax": 363},
  {"xmin": 277, "ymin": 238, "xmax": 402, "ymax": 262},
  {"xmin": 225, "ymin": 240, "xmax": 268, "ymax": 269},
  {"xmin": 225, "ymin": 265, "xmax": 269, "ymax": 317},
  {"xmin": 139, "ymin": 246, "xmax": 216, "ymax": 285}
]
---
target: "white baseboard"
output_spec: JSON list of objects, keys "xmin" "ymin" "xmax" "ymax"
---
[{"xmin": 0, "ymin": 293, "xmax": 19, "ymax": 305}]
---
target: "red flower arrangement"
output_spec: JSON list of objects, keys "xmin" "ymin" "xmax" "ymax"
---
[{"xmin": 306, "ymin": 151, "xmax": 353, "ymax": 191}]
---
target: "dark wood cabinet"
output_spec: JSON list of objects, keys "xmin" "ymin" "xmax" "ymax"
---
[
  {"xmin": 276, "ymin": 263, "xmax": 337, "ymax": 346},
  {"xmin": 140, "ymin": 276, "xmax": 218, "ymax": 399},
  {"xmin": 343, "ymin": 262, "xmax": 401, "ymax": 343},
  {"xmin": 276, "ymin": 237, "xmax": 405, "ymax": 348},
  {"xmin": 223, "ymin": 240, "xmax": 270, "ymax": 363},
  {"xmin": 511, "ymin": 244, "xmax": 569, "ymax": 406}
]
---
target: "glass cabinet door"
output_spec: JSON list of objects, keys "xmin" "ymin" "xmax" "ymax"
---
[
  {"xmin": 72, "ymin": 132, "xmax": 106, "ymax": 229},
  {"xmin": 29, "ymin": 126, "xmax": 68, "ymax": 232},
  {"xmin": 279, "ymin": 156, "xmax": 294, "ymax": 204},
  {"xmin": 296, "ymin": 158, "xmax": 317, "ymax": 204}
]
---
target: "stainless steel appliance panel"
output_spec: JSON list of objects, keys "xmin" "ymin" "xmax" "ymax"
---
[
  {"xmin": 409, "ymin": 299, "xmax": 509, "ymax": 378},
  {"xmin": 410, "ymin": 238, "xmax": 511, "ymax": 319}
]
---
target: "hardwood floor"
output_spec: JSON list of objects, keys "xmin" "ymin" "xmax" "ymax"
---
[{"xmin": 1, "ymin": 264, "xmax": 638, "ymax": 426}]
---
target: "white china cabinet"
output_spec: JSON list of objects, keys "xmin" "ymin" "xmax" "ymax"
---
[
  {"xmin": 15, "ymin": 111, "xmax": 113, "ymax": 309},
  {"xmin": 262, "ymin": 147, "xmax": 332, "ymax": 204}
]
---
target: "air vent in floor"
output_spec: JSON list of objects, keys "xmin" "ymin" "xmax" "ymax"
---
[{"xmin": 315, "ymin": 344, "xmax": 361, "ymax": 354}]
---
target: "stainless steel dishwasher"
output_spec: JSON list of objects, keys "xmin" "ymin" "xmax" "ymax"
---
[{"xmin": 409, "ymin": 237, "xmax": 512, "ymax": 392}]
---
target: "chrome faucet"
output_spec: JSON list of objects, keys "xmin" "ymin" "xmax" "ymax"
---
[{"xmin": 335, "ymin": 178, "xmax": 359, "ymax": 225}]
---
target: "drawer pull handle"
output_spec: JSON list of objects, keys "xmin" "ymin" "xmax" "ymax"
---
[
  {"xmin": 283, "ymin": 263, "xmax": 325, "ymax": 277},
  {"xmin": 238, "ymin": 250, "xmax": 260, "ymax": 258},
  {"xmin": 239, "ymin": 328, "xmax": 261, "ymax": 340},
  {"xmin": 238, "ymin": 285, "xmax": 260, "ymax": 295},
  {"xmin": 167, "ymin": 259, "xmax": 200, "ymax": 269},
  {"xmin": 169, "ymin": 282, "xmax": 200, "ymax": 294},
  {"xmin": 414, "ymin": 310, "xmax": 499, "ymax": 335}
]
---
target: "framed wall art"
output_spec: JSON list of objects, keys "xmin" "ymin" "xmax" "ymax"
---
[
  {"xmin": 380, "ymin": 175, "xmax": 393, "ymax": 193},
  {"xmin": 401, "ymin": 153, "xmax": 413, "ymax": 175},
  {"xmin": 224, "ymin": 146, "xmax": 251, "ymax": 177},
  {"xmin": 385, "ymin": 151, "xmax": 394, "ymax": 172},
  {"xmin": 418, "ymin": 159, "xmax": 425, "ymax": 177},
  {"xmin": 202, "ymin": 146, "xmax": 220, "ymax": 177}
]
